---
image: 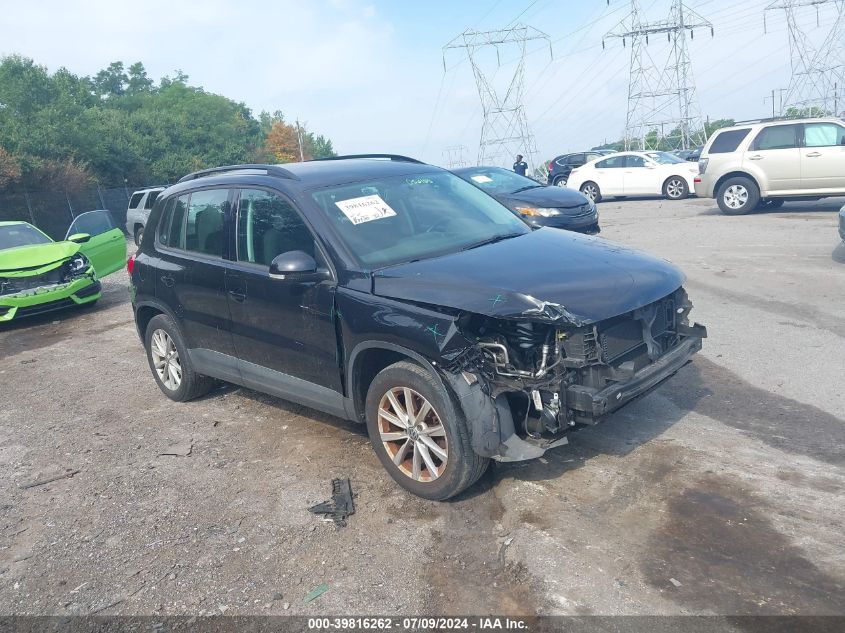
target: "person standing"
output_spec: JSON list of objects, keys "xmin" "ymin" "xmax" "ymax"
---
[{"xmin": 513, "ymin": 154, "xmax": 528, "ymax": 176}]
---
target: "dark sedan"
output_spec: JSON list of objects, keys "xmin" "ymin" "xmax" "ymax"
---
[{"xmin": 453, "ymin": 166, "xmax": 600, "ymax": 234}]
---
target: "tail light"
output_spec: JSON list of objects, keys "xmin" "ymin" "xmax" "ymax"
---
[
  {"xmin": 698, "ymin": 158, "xmax": 709, "ymax": 174},
  {"xmin": 547, "ymin": 162, "xmax": 553, "ymax": 173},
  {"xmin": 127, "ymin": 253, "xmax": 136, "ymax": 275}
]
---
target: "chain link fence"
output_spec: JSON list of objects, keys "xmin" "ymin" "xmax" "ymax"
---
[{"xmin": 0, "ymin": 184, "xmax": 165, "ymax": 240}]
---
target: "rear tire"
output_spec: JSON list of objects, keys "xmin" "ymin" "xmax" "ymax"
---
[
  {"xmin": 365, "ymin": 361, "xmax": 488, "ymax": 500},
  {"xmin": 553, "ymin": 176, "xmax": 568, "ymax": 187},
  {"xmin": 144, "ymin": 314, "xmax": 214, "ymax": 402},
  {"xmin": 580, "ymin": 181, "xmax": 602, "ymax": 203},
  {"xmin": 716, "ymin": 176, "xmax": 759, "ymax": 215},
  {"xmin": 134, "ymin": 226, "xmax": 144, "ymax": 247},
  {"xmin": 663, "ymin": 176, "xmax": 689, "ymax": 200}
]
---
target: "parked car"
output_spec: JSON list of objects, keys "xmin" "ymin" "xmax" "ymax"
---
[
  {"xmin": 546, "ymin": 151, "xmax": 606, "ymax": 186},
  {"xmin": 695, "ymin": 117, "xmax": 845, "ymax": 215},
  {"xmin": 125, "ymin": 186, "xmax": 166, "ymax": 245},
  {"xmin": 672, "ymin": 146, "xmax": 703, "ymax": 162},
  {"xmin": 566, "ymin": 151, "xmax": 699, "ymax": 202},
  {"xmin": 1, "ymin": 211, "xmax": 126, "ymax": 322},
  {"xmin": 129, "ymin": 155, "xmax": 706, "ymax": 500},
  {"xmin": 453, "ymin": 166, "xmax": 599, "ymax": 234}
]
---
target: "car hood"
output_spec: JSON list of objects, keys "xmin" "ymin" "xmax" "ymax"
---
[
  {"xmin": 497, "ymin": 186, "xmax": 589, "ymax": 212},
  {"xmin": 372, "ymin": 228, "xmax": 684, "ymax": 326},
  {"xmin": 0, "ymin": 241, "xmax": 78, "ymax": 273}
]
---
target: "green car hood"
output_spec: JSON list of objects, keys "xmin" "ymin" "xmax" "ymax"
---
[{"xmin": 0, "ymin": 241, "xmax": 80, "ymax": 274}]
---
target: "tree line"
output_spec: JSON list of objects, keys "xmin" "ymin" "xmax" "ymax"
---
[{"xmin": 0, "ymin": 56, "xmax": 336, "ymax": 196}]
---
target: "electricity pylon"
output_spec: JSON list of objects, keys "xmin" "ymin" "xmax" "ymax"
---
[
  {"xmin": 604, "ymin": 0, "xmax": 712, "ymax": 150},
  {"xmin": 442, "ymin": 144, "xmax": 469, "ymax": 168},
  {"xmin": 444, "ymin": 25, "xmax": 551, "ymax": 171},
  {"xmin": 765, "ymin": 0, "xmax": 845, "ymax": 116}
]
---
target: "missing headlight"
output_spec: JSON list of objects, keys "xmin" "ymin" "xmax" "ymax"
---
[{"xmin": 63, "ymin": 254, "xmax": 90, "ymax": 280}]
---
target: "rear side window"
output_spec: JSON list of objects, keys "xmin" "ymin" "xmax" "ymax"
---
[
  {"xmin": 709, "ymin": 129, "xmax": 751, "ymax": 153},
  {"xmin": 185, "ymin": 189, "xmax": 228, "ymax": 257},
  {"xmin": 752, "ymin": 124, "xmax": 799, "ymax": 151},
  {"xmin": 567, "ymin": 153, "xmax": 585, "ymax": 165},
  {"xmin": 157, "ymin": 198, "xmax": 176, "ymax": 246},
  {"xmin": 144, "ymin": 190, "xmax": 160, "ymax": 209},
  {"xmin": 236, "ymin": 189, "xmax": 314, "ymax": 266},
  {"xmin": 128, "ymin": 192, "xmax": 144, "ymax": 209},
  {"xmin": 167, "ymin": 195, "xmax": 189, "ymax": 249},
  {"xmin": 804, "ymin": 122, "xmax": 845, "ymax": 147}
]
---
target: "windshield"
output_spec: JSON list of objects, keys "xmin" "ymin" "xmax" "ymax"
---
[
  {"xmin": 0, "ymin": 224, "xmax": 52, "ymax": 250},
  {"xmin": 646, "ymin": 151, "xmax": 685, "ymax": 165},
  {"xmin": 309, "ymin": 171, "xmax": 530, "ymax": 268},
  {"xmin": 455, "ymin": 167, "xmax": 541, "ymax": 195}
]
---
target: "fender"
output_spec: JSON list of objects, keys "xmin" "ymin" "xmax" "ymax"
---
[{"xmin": 132, "ymin": 297, "xmax": 180, "ymax": 341}]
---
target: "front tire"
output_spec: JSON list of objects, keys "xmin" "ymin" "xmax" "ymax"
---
[
  {"xmin": 663, "ymin": 176, "xmax": 689, "ymax": 200},
  {"xmin": 580, "ymin": 181, "xmax": 602, "ymax": 203},
  {"xmin": 365, "ymin": 361, "xmax": 488, "ymax": 500},
  {"xmin": 716, "ymin": 176, "xmax": 759, "ymax": 215},
  {"xmin": 144, "ymin": 314, "xmax": 214, "ymax": 402}
]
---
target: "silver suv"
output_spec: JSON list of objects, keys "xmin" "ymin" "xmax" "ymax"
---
[
  {"xmin": 694, "ymin": 117, "xmax": 845, "ymax": 215},
  {"xmin": 125, "ymin": 187, "xmax": 165, "ymax": 245}
]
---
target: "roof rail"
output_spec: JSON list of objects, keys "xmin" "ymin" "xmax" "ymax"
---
[
  {"xmin": 177, "ymin": 164, "xmax": 299, "ymax": 184},
  {"xmin": 310, "ymin": 154, "xmax": 425, "ymax": 164},
  {"xmin": 731, "ymin": 115, "xmax": 843, "ymax": 126}
]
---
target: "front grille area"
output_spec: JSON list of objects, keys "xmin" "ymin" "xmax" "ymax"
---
[
  {"xmin": 13, "ymin": 298, "xmax": 76, "ymax": 318},
  {"xmin": 0, "ymin": 266, "xmax": 65, "ymax": 296},
  {"xmin": 597, "ymin": 295, "xmax": 677, "ymax": 365}
]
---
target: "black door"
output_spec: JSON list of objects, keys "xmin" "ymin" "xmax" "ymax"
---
[
  {"xmin": 154, "ymin": 188, "xmax": 236, "ymax": 370},
  {"xmin": 225, "ymin": 188, "xmax": 341, "ymax": 393}
]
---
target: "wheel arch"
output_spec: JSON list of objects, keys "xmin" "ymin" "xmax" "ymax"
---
[
  {"xmin": 714, "ymin": 171, "xmax": 760, "ymax": 197},
  {"xmin": 134, "ymin": 299, "xmax": 178, "ymax": 342},
  {"xmin": 347, "ymin": 342, "xmax": 445, "ymax": 422}
]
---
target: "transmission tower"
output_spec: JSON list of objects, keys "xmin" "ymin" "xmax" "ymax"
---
[
  {"xmin": 604, "ymin": 0, "xmax": 713, "ymax": 151},
  {"xmin": 444, "ymin": 25, "xmax": 551, "ymax": 171},
  {"xmin": 442, "ymin": 144, "xmax": 469, "ymax": 168},
  {"xmin": 765, "ymin": 0, "xmax": 845, "ymax": 116}
]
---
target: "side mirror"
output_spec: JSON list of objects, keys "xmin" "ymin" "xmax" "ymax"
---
[
  {"xmin": 67, "ymin": 233, "xmax": 91, "ymax": 244},
  {"xmin": 269, "ymin": 251, "xmax": 325, "ymax": 282}
]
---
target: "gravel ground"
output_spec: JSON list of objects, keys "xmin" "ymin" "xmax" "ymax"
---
[{"xmin": 1, "ymin": 196, "xmax": 843, "ymax": 617}]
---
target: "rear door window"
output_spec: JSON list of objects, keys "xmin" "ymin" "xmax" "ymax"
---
[
  {"xmin": 752, "ymin": 124, "xmax": 800, "ymax": 151},
  {"xmin": 596, "ymin": 156, "xmax": 626, "ymax": 168},
  {"xmin": 144, "ymin": 190, "xmax": 161, "ymax": 209},
  {"xmin": 128, "ymin": 192, "xmax": 144, "ymax": 209},
  {"xmin": 185, "ymin": 189, "xmax": 228, "ymax": 257},
  {"xmin": 708, "ymin": 129, "xmax": 751, "ymax": 153},
  {"xmin": 803, "ymin": 122, "xmax": 845, "ymax": 147},
  {"xmin": 167, "ymin": 195, "xmax": 190, "ymax": 249},
  {"xmin": 157, "ymin": 198, "xmax": 177, "ymax": 246}
]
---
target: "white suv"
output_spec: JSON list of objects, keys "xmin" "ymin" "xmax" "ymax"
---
[
  {"xmin": 125, "ymin": 187, "xmax": 165, "ymax": 245},
  {"xmin": 694, "ymin": 118, "xmax": 845, "ymax": 215}
]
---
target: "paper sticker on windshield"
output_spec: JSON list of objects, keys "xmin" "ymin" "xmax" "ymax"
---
[
  {"xmin": 471, "ymin": 175, "xmax": 493, "ymax": 183},
  {"xmin": 335, "ymin": 194, "xmax": 397, "ymax": 225}
]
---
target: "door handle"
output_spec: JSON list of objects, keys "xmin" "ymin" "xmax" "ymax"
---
[
  {"xmin": 805, "ymin": 151, "xmax": 822, "ymax": 157},
  {"xmin": 748, "ymin": 155, "xmax": 764, "ymax": 160},
  {"xmin": 160, "ymin": 274, "xmax": 175, "ymax": 288},
  {"xmin": 228, "ymin": 289, "xmax": 246, "ymax": 302}
]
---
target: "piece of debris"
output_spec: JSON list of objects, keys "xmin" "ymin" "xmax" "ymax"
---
[
  {"xmin": 159, "ymin": 442, "xmax": 193, "ymax": 457},
  {"xmin": 497, "ymin": 535, "xmax": 514, "ymax": 566},
  {"xmin": 20, "ymin": 359, "xmax": 37, "ymax": 365},
  {"xmin": 272, "ymin": 592, "xmax": 283, "ymax": 601},
  {"xmin": 19, "ymin": 469, "xmax": 81, "ymax": 489},
  {"xmin": 303, "ymin": 583, "xmax": 329, "ymax": 604},
  {"xmin": 669, "ymin": 577, "xmax": 682, "ymax": 587},
  {"xmin": 308, "ymin": 479, "xmax": 355, "ymax": 527}
]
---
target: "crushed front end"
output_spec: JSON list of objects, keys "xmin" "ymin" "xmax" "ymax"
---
[{"xmin": 442, "ymin": 287, "xmax": 706, "ymax": 461}]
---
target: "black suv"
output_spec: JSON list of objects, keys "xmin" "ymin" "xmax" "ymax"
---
[
  {"xmin": 129, "ymin": 155, "xmax": 706, "ymax": 500},
  {"xmin": 547, "ymin": 152, "xmax": 606, "ymax": 186}
]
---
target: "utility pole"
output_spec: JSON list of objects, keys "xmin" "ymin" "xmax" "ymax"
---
[
  {"xmin": 442, "ymin": 144, "xmax": 469, "ymax": 168},
  {"xmin": 295, "ymin": 119, "xmax": 305, "ymax": 162},
  {"xmin": 604, "ymin": 0, "xmax": 713, "ymax": 150},
  {"xmin": 444, "ymin": 25, "xmax": 552, "ymax": 171},
  {"xmin": 765, "ymin": 0, "xmax": 845, "ymax": 115},
  {"xmin": 764, "ymin": 87, "xmax": 788, "ymax": 117}
]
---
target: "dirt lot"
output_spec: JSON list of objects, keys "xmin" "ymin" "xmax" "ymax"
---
[{"xmin": 1, "ymin": 196, "xmax": 844, "ymax": 617}]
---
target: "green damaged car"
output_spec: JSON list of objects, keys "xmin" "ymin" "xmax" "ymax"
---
[{"xmin": 0, "ymin": 210, "xmax": 126, "ymax": 322}]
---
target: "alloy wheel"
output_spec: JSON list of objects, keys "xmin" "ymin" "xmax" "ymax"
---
[
  {"xmin": 724, "ymin": 184, "xmax": 748, "ymax": 210},
  {"xmin": 377, "ymin": 387, "xmax": 448, "ymax": 482},
  {"xmin": 555, "ymin": 179, "xmax": 568, "ymax": 187},
  {"xmin": 581, "ymin": 184, "xmax": 598, "ymax": 201},
  {"xmin": 150, "ymin": 329, "xmax": 182, "ymax": 391},
  {"xmin": 666, "ymin": 179, "xmax": 685, "ymax": 199}
]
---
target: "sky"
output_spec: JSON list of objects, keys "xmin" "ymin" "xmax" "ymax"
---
[{"xmin": 0, "ymin": 0, "xmax": 837, "ymax": 170}]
